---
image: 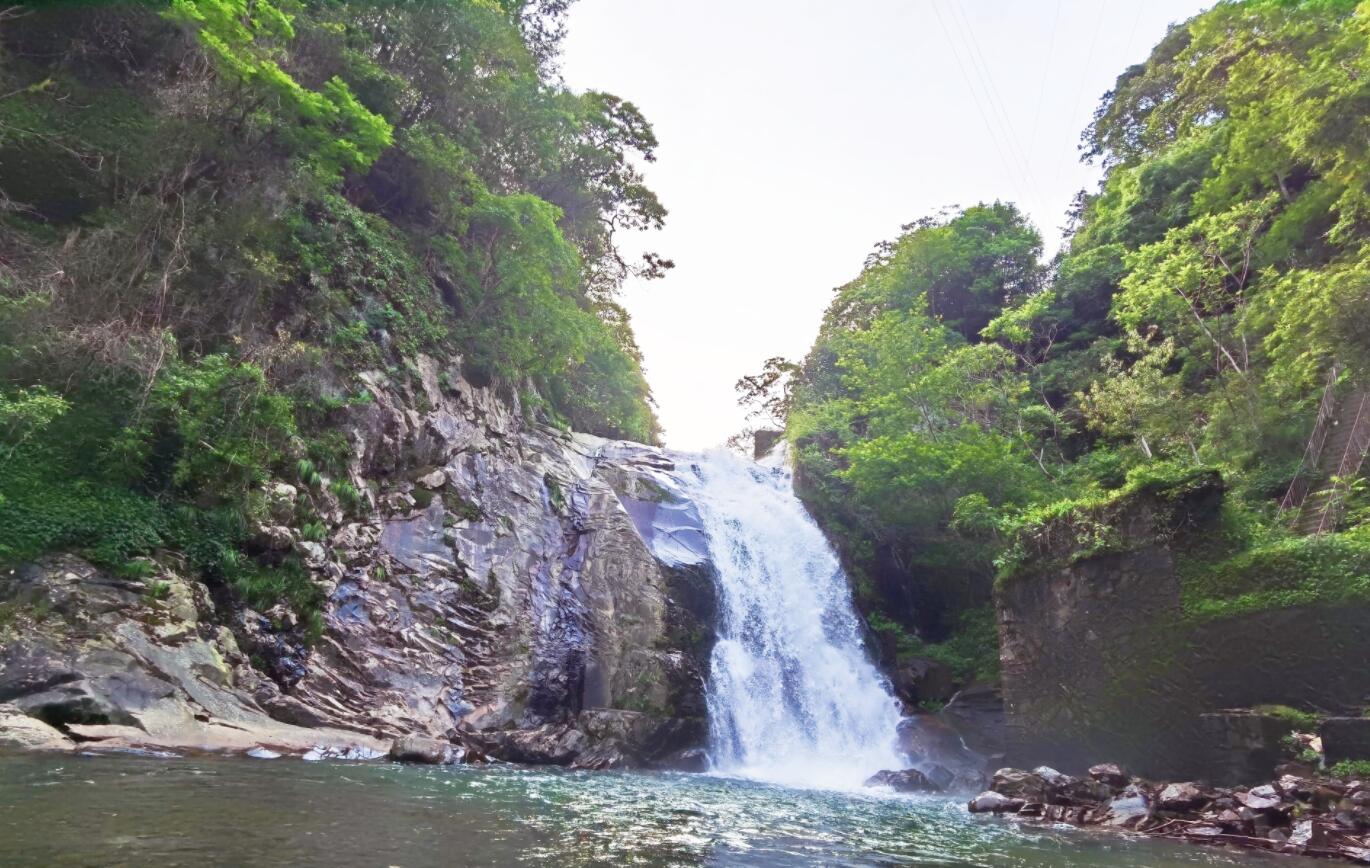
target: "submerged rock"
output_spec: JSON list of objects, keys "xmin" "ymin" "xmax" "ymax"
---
[
  {"xmin": 656, "ymin": 746, "xmax": 709, "ymax": 773},
  {"xmin": 968, "ymin": 791, "xmax": 1024, "ymax": 813},
  {"xmin": 864, "ymin": 768, "xmax": 942, "ymax": 793},
  {"xmin": 388, "ymin": 735, "xmax": 454, "ymax": 765},
  {"xmin": 569, "ymin": 742, "xmax": 629, "ymax": 770}
]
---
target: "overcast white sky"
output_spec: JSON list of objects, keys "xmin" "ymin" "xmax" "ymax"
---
[{"xmin": 561, "ymin": 0, "xmax": 1211, "ymax": 450}]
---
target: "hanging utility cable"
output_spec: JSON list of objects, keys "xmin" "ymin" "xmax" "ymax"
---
[
  {"xmin": 927, "ymin": 0, "xmax": 1034, "ymax": 216},
  {"xmin": 943, "ymin": 1, "xmax": 1049, "ymax": 221}
]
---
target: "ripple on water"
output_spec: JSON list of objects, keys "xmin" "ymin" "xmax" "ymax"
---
[{"xmin": 0, "ymin": 754, "xmax": 1319, "ymax": 867}]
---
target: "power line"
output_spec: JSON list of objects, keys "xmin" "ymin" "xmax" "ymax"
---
[
  {"xmin": 1054, "ymin": 0, "xmax": 1108, "ymax": 198},
  {"xmin": 927, "ymin": 0, "xmax": 1034, "ymax": 217},
  {"xmin": 944, "ymin": 0, "xmax": 1049, "ymax": 221},
  {"xmin": 1028, "ymin": 0, "xmax": 1063, "ymax": 159}
]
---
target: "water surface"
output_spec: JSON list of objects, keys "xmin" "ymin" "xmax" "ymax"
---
[{"xmin": 0, "ymin": 753, "xmax": 1312, "ymax": 867}]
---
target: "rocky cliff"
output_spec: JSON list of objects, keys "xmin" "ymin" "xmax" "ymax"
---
[
  {"xmin": 0, "ymin": 356, "xmax": 716, "ymax": 768},
  {"xmin": 997, "ymin": 472, "xmax": 1370, "ymax": 783}
]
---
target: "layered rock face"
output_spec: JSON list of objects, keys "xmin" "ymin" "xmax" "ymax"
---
[
  {"xmin": 0, "ymin": 356, "xmax": 716, "ymax": 767},
  {"xmin": 997, "ymin": 474, "xmax": 1370, "ymax": 782}
]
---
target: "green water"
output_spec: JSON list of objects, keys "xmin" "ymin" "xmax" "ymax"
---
[{"xmin": 0, "ymin": 753, "xmax": 1311, "ymax": 867}]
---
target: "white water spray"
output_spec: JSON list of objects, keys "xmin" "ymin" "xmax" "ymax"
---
[{"xmin": 676, "ymin": 447, "xmax": 903, "ymax": 790}]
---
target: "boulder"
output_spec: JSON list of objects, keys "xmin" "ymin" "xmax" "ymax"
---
[
  {"xmin": 570, "ymin": 742, "xmax": 629, "ymax": 770},
  {"xmin": 1276, "ymin": 774, "xmax": 1314, "ymax": 800},
  {"xmin": 1156, "ymin": 781, "xmax": 1209, "ymax": 811},
  {"xmin": 1088, "ymin": 763, "xmax": 1128, "ymax": 789},
  {"xmin": 388, "ymin": 735, "xmax": 454, "ymax": 764},
  {"xmin": 489, "ymin": 724, "xmax": 587, "ymax": 765},
  {"xmin": 990, "ymin": 768, "xmax": 1052, "ymax": 803},
  {"xmin": 890, "ymin": 657, "xmax": 958, "ymax": 708},
  {"xmin": 864, "ymin": 768, "xmax": 942, "ymax": 793},
  {"xmin": 656, "ymin": 747, "xmax": 709, "ymax": 773},
  {"xmin": 264, "ymin": 482, "xmax": 298, "ymax": 523},
  {"xmin": 0, "ymin": 705, "xmax": 74, "ymax": 752},
  {"xmin": 1238, "ymin": 784, "xmax": 1285, "ymax": 812},
  {"xmin": 1096, "ymin": 783, "xmax": 1150, "ymax": 826},
  {"xmin": 924, "ymin": 764, "xmax": 957, "ymax": 791},
  {"xmin": 968, "ymin": 791, "xmax": 1025, "ymax": 813},
  {"xmin": 416, "ymin": 469, "xmax": 447, "ymax": 489},
  {"xmin": 255, "ymin": 525, "xmax": 296, "ymax": 552},
  {"xmin": 939, "ymin": 684, "xmax": 1006, "ymax": 757},
  {"xmin": 895, "ymin": 716, "xmax": 991, "ymax": 790}
]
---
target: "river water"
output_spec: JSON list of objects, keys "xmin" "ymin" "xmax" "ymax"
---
[{"xmin": 0, "ymin": 752, "xmax": 1307, "ymax": 867}]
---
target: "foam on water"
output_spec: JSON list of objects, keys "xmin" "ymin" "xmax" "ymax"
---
[{"xmin": 673, "ymin": 447, "xmax": 904, "ymax": 790}]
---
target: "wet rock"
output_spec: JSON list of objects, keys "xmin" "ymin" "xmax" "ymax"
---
[
  {"xmin": 968, "ymin": 791, "xmax": 1025, "ymax": 813},
  {"xmin": 889, "ymin": 657, "xmax": 957, "ymax": 708},
  {"xmin": 1239, "ymin": 784, "xmax": 1285, "ymax": 812},
  {"xmin": 1214, "ymin": 808, "xmax": 1246, "ymax": 831},
  {"xmin": 0, "ymin": 356, "xmax": 719, "ymax": 768},
  {"xmin": 389, "ymin": 735, "xmax": 455, "ymax": 764},
  {"xmin": 1277, "ymin": 774, "xmax": 1314, "ymax": 800},
  {"xmin": 1088, "ymin": 763, "xmax": 1128, "ymax": 789},
  {"xmin": 939, "ymin": 684, "xmax": 1006, "ymax": 757},
  {"xmin": 1101, "ymin": 786, "xmax": 1150, "ymax": 828},
  {"xmin": 490, "ymin": 724, "xmax": 588, "ymax": 765},
  {"xmin": 752, "ymin": 429, "xmax": 783, "ymax": 460},
  {"xmin": 894, "ymin": 716, "xmax": 989, "ymax": 790},
  {"xmin": 656, "ymin": 747, "xmax": 709, "ymax": 772},
  {"xmin": 1157, "ymin": 781, "xmax": 1209, "ymax": 811},
  {"xmin": 990, "ymin": 768, "xmax": 1050, "ymax": 803},
  {"xmin": 570, "ymin": 742, "xmax": 629, "ymax": 770},
  {"xmin": 864, "ymin": 768, "xmax": 942, "ymax": 793},
  {"xmin": 0, "ymin": 704, "xmax": 74, "ymax": 752},
  {"xmin": 924, "ymin": 764, "xmax": 957, "ymax": 791}
]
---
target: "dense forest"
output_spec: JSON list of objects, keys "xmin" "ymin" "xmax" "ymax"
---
[
  {"xmin": 0, "ymin": 0, "xmax": 665, "ymax": 627},
  {"xmin": 773, "ymin": 0, "xmax": 1370, "ymax": 684}
]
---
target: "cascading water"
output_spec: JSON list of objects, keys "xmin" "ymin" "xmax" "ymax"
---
[{"xmin": 676, "ymin": 447, "xmax": 904, "ymax": 790}]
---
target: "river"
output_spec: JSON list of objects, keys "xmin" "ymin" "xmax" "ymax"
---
[{"xmin": 0, "ymin": 752, "xmax": 1310, "ymax": 866}]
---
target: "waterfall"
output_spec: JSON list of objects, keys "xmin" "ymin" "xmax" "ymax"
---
[{"xmin": 676, "ymin": 447, "xmax": 903, "ymax": 790}]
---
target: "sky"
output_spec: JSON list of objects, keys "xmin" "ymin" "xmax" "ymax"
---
[{"xmin": 560, "ymin": 0, "xmax": 1212, "ymax": 450}]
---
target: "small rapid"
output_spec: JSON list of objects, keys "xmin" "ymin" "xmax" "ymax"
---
[{"xmin": 675, "ymin": 447, "xmax": 904, "ymax": 790}]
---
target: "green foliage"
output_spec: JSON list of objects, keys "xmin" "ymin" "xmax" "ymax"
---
[
  {"xmin": 1256, "ymin": 704, "xmax": 1322, "ymax": 730},
  {"xmin": 136, "ymin": 354, "xmax": 297, "ymax": 503},
  {"xmin": 1330, "ymin": 760, "xmax": 1370, "ymax": 779},
  {"xmin": 867, "ymin": 607, "xmax": 1000, "ymax": 684},
  {"xmin": 784, "ymin": 0, "xmax": 1370, "ymax": 670},
  {"xmin": 543, "ymin": 473, "xmax": 566, "ymax": 513},
  {"xmin": 0, "ymin": 0, "xmax": 668, "ymax": 644},
  {"xmin": 1281, "ymin": 733, "xmax": 1322, "ymax": 764},
  {"xmin": 167, "ymin": 0, "xmax": 393, "ymax": 177},
  {"xmin": 1180, "ymin": 526, "xmax": 1370, "ymax": 618}
]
